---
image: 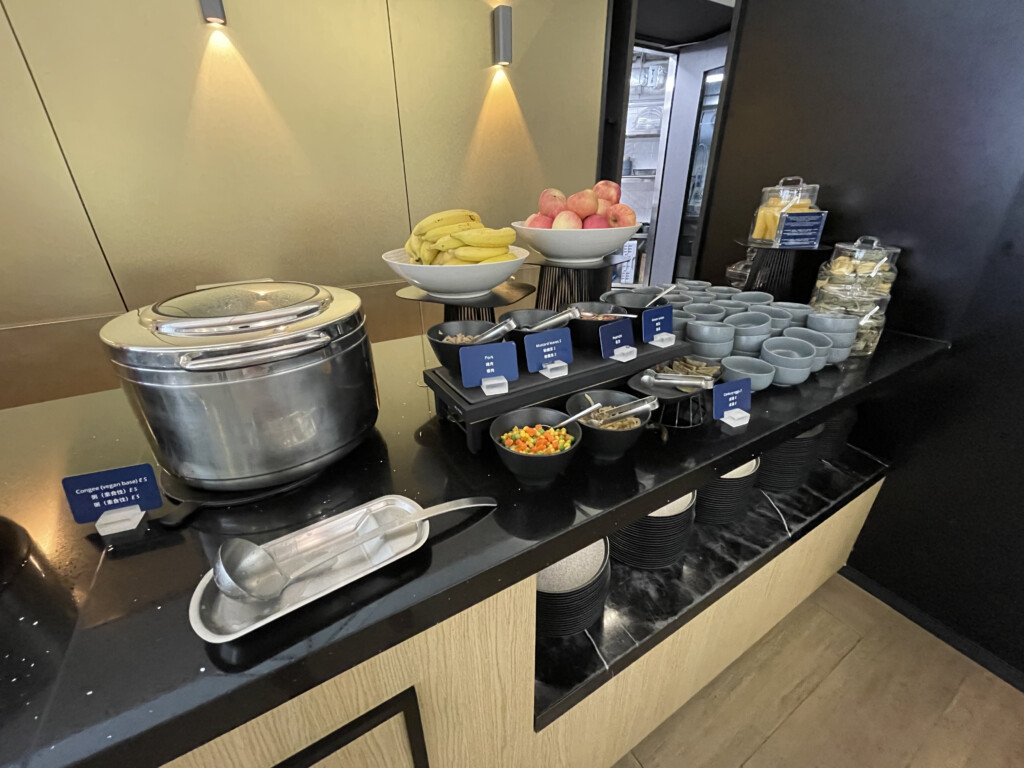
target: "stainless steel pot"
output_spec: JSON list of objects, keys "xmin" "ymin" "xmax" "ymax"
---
[{"xmin": 100, "ymin": 281, "xmax": 379, "ymax": 491}]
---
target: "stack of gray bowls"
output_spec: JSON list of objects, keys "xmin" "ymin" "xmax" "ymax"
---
[
  {"xmin": 770, "ymin": 302, "xmax": 813, "ymax": 327},
  {"xmin": 536, "ymin": 538, "xmax": 611, "ymax": 637},
  {"xmin": 726, "ymin": 311, "xmax": 772, "ymax": 357},
  {"xmin": 782, "ymin": 327, "xmax": 832, "ymax": 372},
  {"xmin": 686, "ymin": 320, "xmax": 735, "ymax": 360},
  {"xmin": 760, "ymin": 337, "xmax": 817, "ymax": 386},
  {"xmin": 807, "ymin": 312, "xmax": 860, "ymax": 364}
]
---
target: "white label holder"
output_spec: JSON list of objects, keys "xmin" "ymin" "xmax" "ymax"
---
[
  {"xmin": 95, "ymin": 504, "xmax": 145, "ymax": 537},
  {"xmin": 539, "ymin": 360, "xmax": 569, "ymax": 379},
  {"xmin": 650, "ymin": 331, "xmax": 676, "ymax": 348},
  {"xmin": 480, "ymin": 376, "xmax": 509, "ymax": 396},
  {"xmin": 721, "ymin": 408, "xmax": 751, "ymax": 427},
  {"xmin": 611, "ymin": 345, "xmax": 638, "ymax": 362}
]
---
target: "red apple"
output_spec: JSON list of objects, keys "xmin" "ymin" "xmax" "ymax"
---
[
  {"xmin": 524, "ymin": 212, "xmax": 553, "ymax": 229},
  {"xmin": 606, "ymin": 203, "xmax": 637, "ymax": 227},
  {"xmin": 566, "ymin": 189, "xmax": 599, "ymax": 219},
  {"xmin": 596, "ymin": 198, "xmax": 611, "ymax": 216},
  {"xmin": 583, "ymin": 214, "xmax": 610, "ymax": 229},
  {"xmin": 551, "ymin": 210, "xmax": 583, "ymax": 230},
  {"xmin": 594, "ymin": 180, "xmax": 621, "ymax": 205},
  {"xmin": 538, "ymin": 188, "xmax": 567, "ymax": 218}
]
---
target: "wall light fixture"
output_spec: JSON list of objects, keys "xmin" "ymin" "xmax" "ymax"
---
[
  {"xmin": 492, "ymin": 5, "xmax": 512, "ymax": 66},
  {"xmin": 199, "ymin": 0, "xmax": 226, "ymax": 25}
]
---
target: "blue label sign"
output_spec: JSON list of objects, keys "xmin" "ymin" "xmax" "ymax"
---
[
  {"xmin": 641, "ymin": 306, "xmax": 674, "ymax": 343},
  {"xmin": 524, "ymin": 327, "xmax": 573, "ymax": 373},
  {"xmin": 459, "ymin": 341, "xmax": 519, "ymax": 388},
  {"xmin": 713, "ymin": 379, "xmax": 752, "ymax": 420},
  {"xmin": 777, "ymin": 211, "xmax": 828, "ymax": 248},
  {"xmin": 599, "ymin": 318, "xmax": 635, "ymax": 358},
  {"xmin": 62, "ymin": 463, "xmax": 161, "ymax": 523}
]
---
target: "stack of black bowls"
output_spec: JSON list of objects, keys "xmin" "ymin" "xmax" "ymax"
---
[
  {"xmin": 536, "ymin": 538, "xmax": 611, "ymax": 637},
  {"xmin": 610, "ymin": 491, "xmax": 696, "ymax": 569},
  {"xmin": 757, "ymin": 423, "xmax": 825, "ymax": 492},
  {"xmin": 695, "ymin": 458, "xmax": 761, "ymax": 524},
  {"xmin": 818, "ymin": 409, "xmax": 857, "ymax": 460}
]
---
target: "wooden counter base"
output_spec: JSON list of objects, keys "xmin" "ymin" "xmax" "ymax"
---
[{"xmin": 168, "ymin": 482, "xmax": 881, "ymax": 768}]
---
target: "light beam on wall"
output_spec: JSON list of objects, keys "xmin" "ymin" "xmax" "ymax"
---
[
  {"xmin": 492, "ymin": 5, "xmax": 512, "ymax": 66},
  {"xmin": 199, "ymin": 0, "xmax": 226, "ymax": 25}
]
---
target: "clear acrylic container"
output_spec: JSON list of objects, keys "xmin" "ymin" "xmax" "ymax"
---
[
  {"xmin": 811, "ymin": 288, "xmax": 891, "ymax": 357},
  {"xmin": 816, "ymin": 236, "xmax": 900, "ymax": 295},
  {"xmin": 749, "ymin": 176, "xmax": 820, "ymax": 244}
]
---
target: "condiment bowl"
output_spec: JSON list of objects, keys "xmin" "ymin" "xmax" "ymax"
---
[
  {"xmin": 599, "ymin": 291, "xmax": 670, "ymax": 338},
  {"xmin": 760, "ymin": 337, "xmax": 816, "ymax": 369},
  {"xmin": 770, "ymin": 302, "xmax": 813, "ymax": 326},
  {"xmin": 770, "ymin": 364, "xmax": 813, "ymax": 386},
  {"xmin": 760, "ymin": 306, "xmax": 793, "ymax": 332},
  {"xmin": 489, "ymin": 407, "xmax": 583, "ymax": 486},
  {"xmin": 672, "ymin": 310, "xmax": 695, "ymax": 336},
  {"xmin": 668, "ymin": 295, "xmax": 693, "ymax": 310},
  {"xmin": 707, "ymin": 285, "xmax": 742, "ymax": 300},
  {"xmin": 683, "ymin": 291, "xmax": 715, "ymax": 303},
  {"xmin": 734, "ymin": 291, "xmax": 774, "ymax": 305},
  {"xmin": 711, "ymin": 300, "xmax": 747, "ymax": 317},
  {"xmin": 721, "ymin": 356, "xmax": 776, "ymax": 391},
  {"xmin": 690, "ymin": 339, "xmax": 734, "ymax": 359},
  {"xmin": 783, "ymin": 327, "xmax": 833, "ymax": 371},
  {"xmin": 731, "ymin": 333, "xmax": 770, "ymax": 353},
  {"xmin": 567, "ymin": 302, "xmax": 627, "ymax": 351},
  {"xmin": 427, "ymin": 320, "xmax": 497, "ymax": 376},
  {"xmin": 505, "ymin": 309, "xmax": 559, "ymax": 367},
  {"xmin": 726, "ymin": 311, "xmax": 773, "ymax": 336},
  {"xmin": 566, "ymin": 389, "xmax": 650, "ymax": 463},
  {"xmin": 686, "ymin": 321, "xmax": 735, "ymax": 343},
  {"xmin": 807, "ymin": 311, "xmax": 860, "ymax": 333},
  {"xmin": 676, "ymin": 279, "xmax": 712, "ymax": 291},
  {"xmin": 686, "ymin": 303, "xmax": 727, "ymax": 322}
]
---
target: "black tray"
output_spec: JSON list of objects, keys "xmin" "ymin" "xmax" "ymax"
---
[{"xmin": 424, "ymin": 340, "xmax": 693, "ymax": 452}]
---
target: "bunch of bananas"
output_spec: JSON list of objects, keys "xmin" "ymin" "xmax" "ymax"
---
[{"xmin": 404, "ymin": 209, "xmax": 518, "ymax": 266}]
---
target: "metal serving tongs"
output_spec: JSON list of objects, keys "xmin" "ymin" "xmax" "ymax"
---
[
  {"xmin": 584, "ymin": 395, "xmax": 660, "ymax": 426},
  {"xmin": 520, "ymin": 306, "xmax": 582, "ymax": 333},
  {"xmin": 640, "ymin": 369, "xmax": 716, "ymax": 390},
  {"xmin": 470, "ymin": 317, "xmax": 518, "ymax": 345}
]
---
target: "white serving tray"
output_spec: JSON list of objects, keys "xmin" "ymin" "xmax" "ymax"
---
[{"xmin": 190, "ymin": 495, "xmax": 430, "ymax": 643}]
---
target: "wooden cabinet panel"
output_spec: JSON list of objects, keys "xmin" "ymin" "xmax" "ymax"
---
[{"xmin": 308, "ymin": 715, "xmax": 413, "ymax": 768}]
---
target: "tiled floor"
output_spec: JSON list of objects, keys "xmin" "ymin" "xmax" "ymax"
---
[{"xmin": 614, "ymin": 575, "xmax": 1024, "ymax": 768}]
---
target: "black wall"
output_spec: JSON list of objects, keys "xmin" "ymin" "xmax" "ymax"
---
[{"xmin": 698, "ymin": 0, "xmax": 1024, "ymax": 674}]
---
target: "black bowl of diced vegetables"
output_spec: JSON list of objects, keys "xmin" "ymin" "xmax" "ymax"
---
[{"xmin": 489, "ymin": 407, "xmax": 583, "ymax": 487}]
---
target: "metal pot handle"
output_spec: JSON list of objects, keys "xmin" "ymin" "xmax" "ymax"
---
[
  {"xmin": 179, "ymin": 332, "xmax": 331, "ymax": 371},
  {"xmin": 154, "ymin": 301, "xmax": 326, "ymax": 336}
]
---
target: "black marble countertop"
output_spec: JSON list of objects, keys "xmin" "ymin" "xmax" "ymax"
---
[{"xmin": 0, "ymin": 330, "xmax": 946, "ymax": 768}]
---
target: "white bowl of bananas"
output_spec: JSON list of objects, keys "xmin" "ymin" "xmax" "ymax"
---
[{"xmin": 383, "ymin": 209, "xmax": 528, "ymax": 299}]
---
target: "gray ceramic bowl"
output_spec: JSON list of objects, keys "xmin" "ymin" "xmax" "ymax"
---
[
  {"xmin": 826, "ymin": 345, "xmax": 853, "ymax": 363},
  {"xmin": 726, "ymin": 311, "xmax": 773, "ymax": 336},
  {"xmin": 707, "ymin": 285, "xmax": 742, "ymax": 300},
  {"xmin": 760, "ymin": 337, "xmax": 816, "ymax": 369},
  {"xmin": 672, "ymin": 310, "xmax": 695, "ymax": 336},
  {"xmin": 686, "ymin": 320, "xmax": 735, "ymax": 343},
  {"xmin": 760, "ymin": 305, "xmax": 793, "ymax": 330},
  {"xmin": 687, "ymin": 303, "xmax": 727, "ymax": 322},
  {"xmin": 721, "ymin": 356, "xmax": 775, "ymax": 391},
  {"xmin": 784, "ymin": 327, "xmax": 832, "ymax": 372},
  {"xmin": 732, "ymin": 332, "xmax": 770, "ymax": 353},
  {"xmin": 676, "ymin": 279, "xmax": 712, "ymax": 291},
  {"xmin": 807, "ymin": 311, "xmax": 860, "ymax": 333},
  {"xmin": 668, "ymin": 297, "xmax": 694, "ymax": 310},
  {"xmin": 822, "ymin": 330, "xmax": 857, "ymax": 347},
  {"xmin": 687, "ymin": 354, "xmax": 724, "ymax": 366},
  {"xmin": 711, "ymin": 300, "xmax": 747, "ymax": 317},
  {"xmin": 770, "ymin": 364, "xmax": 813, "ymax": 386},
  {"xmin": 683, "ymin": 291, "xmax": 715, "ymax": 303},
  {"xmin": 734, "ymin": 291, "xmax": 774, "ymax": 305},
  {"xmin": 730, "ymin": 348, "xmax": 759, "ymax": 358},
  {"xmin": 770, "ymin": 302, "xmax": 813, "ymax": 326},
  {"xmin": 690, "ymin": 339, "xmax": 734, "ymax": 358}
]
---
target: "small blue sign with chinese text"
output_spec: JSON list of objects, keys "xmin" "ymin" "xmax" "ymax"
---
[
  {"xmin": 62, "ymin": 463, "xmax": 161, "ymax": 523},
  {"xmin": 713, "ymin": 379, "xmax": 752, "ymax": 420},
  {"xmin": 641, "ymin": 306, "xmax": 674, "ymax": 343},
  {"xmin": 599, "ymin": 318, "xmax": 635, "ymax": 358},
  {"xmin": 524, "ymin": 328, "xmax": 573, "ymax": 373},
  {"xmin": 777, "ymin": 211, "xmax": 828, "ymax": 248},
  {"xmin": 459, "ymin": 341, "xmax": 519, "ymax": 388}
]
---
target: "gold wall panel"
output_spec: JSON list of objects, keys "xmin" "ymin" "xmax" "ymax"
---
[
  {"xmin": 389, "ymin": 0, "xmax": 608, "ymax": 230},
  {"xmin": 0, "ymin": 17, "xmax": 123, "ymax": 325},
  {"xmin": 4, "ymin": 0, "xmax": 411, "ymax": 309}
]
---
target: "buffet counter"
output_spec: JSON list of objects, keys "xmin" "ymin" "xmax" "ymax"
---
[{"xmin": 0, "ymin": 331, "xmax": 946, "ymax": 768}]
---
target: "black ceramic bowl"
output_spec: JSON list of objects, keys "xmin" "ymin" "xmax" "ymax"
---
[
  {"xmin": 426, "ymin": 320, "xmax": 496, "ymax": 376},
  {"xmin": 489, "ymin": 406, "xmax": 583, "ymax": 486},
  {"xmin": 504, "ymin": 309, "xmax": 559, "ymax": 368},
  {"xmin": 565, "ymin": 302, "xmax": 626, "ymax": 351},
  {"xmin": 599, "ymin": 291, "xmax": 669, "ymax": 339},
  {"xmin": 565, "ymin": 389, "xmax": 649, "ymax": 463}
]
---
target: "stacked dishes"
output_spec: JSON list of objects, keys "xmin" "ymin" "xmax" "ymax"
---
[
  {"xmin": 695, "ymin": 458, "xmax": 761, "ymax": 524},
  {"xmin": 760, "ymin": 337, "xmax": 816, "ymax": 386},
  {"xmin": 610, "ymin": 492, "xmax": 696, "ymax": 569},
  {"xmin": 807, "ymin": 312, "xmax": 860, "ymax": 364},
  {"xmin": 536, "ymin": 538, "xmax": 611, "ymax": 637},
  {"xmin": 759, "ymin": 306, "xmax": 793, "ymax": 337},
  {"xmin": 686, "ymin": 320, "xmax": 735, "ymax": 360},
  {"xmin": 687, "ymin": 303, "xmax": 727, "ymax": 322},
  {"xmin": 707, "ymin": 285, "xmax": 741, "ymax": 301},
  {"xmin": 711, "ymin": 300, "xmax": 747, "ymax": 317},
  {"xmin": 672, "ymin": 310, "xmax": 695, "ymax": 338},
  {"xmin": 770, "ymin": 302, "xmax": 813, "ymax": 327},
  {"xmin": 727, "ymin": 311, "xmax": 773, "ymax": 357},
  {"xmin": 734, "ymin": 291, "xmax": 774, "ymax": 306},
  {"xmin": 818, "ymin": 409, "xmax": 857, "ymax": 459},
  {"xmin": 783, "ymin": 327, "xmax": 832, "ymax": 371},
  {"xmin": 757, "ymin": 424, "xmax": 824, "ymax": 492}
]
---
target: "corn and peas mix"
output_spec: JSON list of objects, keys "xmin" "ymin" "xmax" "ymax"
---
[{"xmin": 499, "ymin": 424, "xmax": 574, "ymax": 455}]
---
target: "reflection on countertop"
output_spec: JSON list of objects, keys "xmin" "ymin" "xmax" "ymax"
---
[{"xmin": 0, "ymin": 331, "xmax": 945, "ymax": 768}]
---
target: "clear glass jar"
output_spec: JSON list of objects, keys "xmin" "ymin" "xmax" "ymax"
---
[
  {"xmin": 811, "ymin": 288, "xmax": 890, "ymax": 357},
  {"xmin": 749, "ymin": 176, "xmax": 820, "ymax": 245}
]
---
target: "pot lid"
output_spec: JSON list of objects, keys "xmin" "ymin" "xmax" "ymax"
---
[{"xmin": 101, "ymin": 281, "xmax": 363, "ymax": 357}]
